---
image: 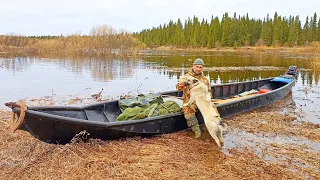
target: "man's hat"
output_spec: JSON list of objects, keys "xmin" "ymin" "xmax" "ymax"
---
[{"xmin": 193, "ymin": 58, "xmax": 204, "ymax": 65}]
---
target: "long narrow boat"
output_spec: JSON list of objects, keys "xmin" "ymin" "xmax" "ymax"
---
[{"xmin": 5, "ymin": 66, "xmax": 298, "ymax": 144}]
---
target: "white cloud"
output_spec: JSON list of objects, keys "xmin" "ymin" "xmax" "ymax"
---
[{"xmin": 0, "ymin": 0, "xmax": 319, "ymax": 36}]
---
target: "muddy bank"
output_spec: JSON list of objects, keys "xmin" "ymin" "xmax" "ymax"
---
[{"xmin": 0, "ymin": 98, "xmax": 319, "ymax": 179}]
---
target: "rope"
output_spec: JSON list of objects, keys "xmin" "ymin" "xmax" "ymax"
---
[{"xmin": 10, "ymin": 100, "xmax": 28, "ymax": 132}]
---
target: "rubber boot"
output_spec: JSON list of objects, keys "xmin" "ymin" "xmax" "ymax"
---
[
  {"xmin": 190, "ymin": 123, "xmax": 201, "ymax": 138},
  {"xmin": 185, "ymin": 115, "xmax": 201, "ymax": 138}
]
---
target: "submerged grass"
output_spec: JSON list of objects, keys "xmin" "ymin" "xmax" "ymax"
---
[{"xmin": 0, "ymin": 97, "xmax": 319, "ymax": 179}]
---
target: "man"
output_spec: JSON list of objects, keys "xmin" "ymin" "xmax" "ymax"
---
[{"xmin": 176, "ymin": 58, "xmax": 212, "ymax": 138}]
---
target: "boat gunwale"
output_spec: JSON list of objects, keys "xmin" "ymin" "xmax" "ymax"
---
[
  {"xmin": 17, "ymin": 77, "xmax": 294, "ymax": 128},
  {"xmin": 25, "ymin": 109, "xmax": 184, "ymax": 128},
  {"xmin": 216, "ymin": 78, "xmax": 295, "ymax": 107}
]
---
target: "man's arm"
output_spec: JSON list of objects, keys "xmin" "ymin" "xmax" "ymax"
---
[{"xmin": 176, "ymin": 75, "xmax": 187, "ymax": 91}]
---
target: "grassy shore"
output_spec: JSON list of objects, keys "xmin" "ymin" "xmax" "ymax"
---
[
  {"xmin": 150, "ymin": 44, "xmax": 320, "ymax": 54},
  {"xmin": 1, "ymin": 42, "xmax": 320, "ymax": 57},
  {"xmin": 1, "ymin": 95, "xmax": 319, "ymax": 179}
]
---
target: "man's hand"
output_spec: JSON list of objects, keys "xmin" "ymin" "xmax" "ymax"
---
[{"xmin": 178, "ymin": 82, "xmax": 185, "ymax": 88}]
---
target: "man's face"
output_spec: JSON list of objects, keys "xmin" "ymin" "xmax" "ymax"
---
[{"xmin": 192, "ymin": 64, "xmax": 204, "ymax": 74}]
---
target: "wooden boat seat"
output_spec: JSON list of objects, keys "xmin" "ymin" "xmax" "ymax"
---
[
  {"xmin": 213, "ymin": 94, "xmax": 258, "ymax": 104},
  {"xmin": 102, "ymin": 109, "xmax": 121, "ymax": 122},
  {"xmin": 84, "ymin": 110, "xmax": 109, "ymax": 122}
]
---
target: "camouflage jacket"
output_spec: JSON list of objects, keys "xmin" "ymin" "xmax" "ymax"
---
[{"xmin": 176, "ymin": 69, "xmax": 212, "ymax": 103}]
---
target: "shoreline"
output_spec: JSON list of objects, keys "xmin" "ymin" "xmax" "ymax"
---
[
  {"xmin": 1, "ymin": 45, "xmax": 320, "ymax": 57},
  {"xmin": 145, "ymin": 46, "xmax": 320, "ymax": 54}
]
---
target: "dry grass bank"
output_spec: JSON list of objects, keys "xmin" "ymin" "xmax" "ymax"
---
[
  {"xmin": 150, "ymin": 43, "xmax": 320, "ymax": 54},
  {"xmin": 0, "ymin": 34, "xmax": 146, "ymax": 56},
  {"xmin": 0, "ymin": 97, "xmax": 319, "ymax": 179},
  {"xmin": 2, "ymin": 34, "xmax": 320, "ymax": 57}
]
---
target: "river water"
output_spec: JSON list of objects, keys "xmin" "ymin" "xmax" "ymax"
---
[{"xmin": 0, "ymin": 51, "xmax": 319, "ymax": 124}]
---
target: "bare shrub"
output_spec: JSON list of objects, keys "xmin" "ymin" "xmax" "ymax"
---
[
  {"xmin": 255, "ymin": 39, "xmax": 265, "ymax": 47},
  {"xmin": 272, "ymin": 40, "xmax": 281, "ymax": 48},
  {"xmin": 90, "ymin": 24, "xmax": 117, "ymax": 36}
]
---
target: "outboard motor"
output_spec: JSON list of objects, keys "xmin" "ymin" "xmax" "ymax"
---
[{"xmin": 286, "ymin": 65, "xmax": 299, "ymax": 76}]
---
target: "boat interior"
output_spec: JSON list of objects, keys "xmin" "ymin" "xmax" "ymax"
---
[{"xmin": 32, "ymin": 78, "xmax": 288, "ymax": 123}]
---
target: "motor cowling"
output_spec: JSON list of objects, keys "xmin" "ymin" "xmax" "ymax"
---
[{"xmin": 286, "ymin": 66, "xmax": 299, "ymax": 76}]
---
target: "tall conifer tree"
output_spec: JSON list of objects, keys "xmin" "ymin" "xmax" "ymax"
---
[
  {"xmin": 310, "ymin": 13, "xmax": 318, "ymax": 42},
  {"xmin": 302, "ymin": 16, "xmax": 310, "ymax": 44},
  {"xmin": 260, "ymin": 14, "xmax": 273, "ymax": 46}
]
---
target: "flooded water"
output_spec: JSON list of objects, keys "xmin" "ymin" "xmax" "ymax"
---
[{"xmin": 0, "ymin": 51, "xmax": 320, "ymax": 123}]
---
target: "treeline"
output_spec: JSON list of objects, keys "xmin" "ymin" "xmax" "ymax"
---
[
  {"xmin": 28, "ymin": 35, "xmax": 62, "ymax": 39},
  {"xmin": 136, "ymin": 12, "xmax": 320, "ymax": 48},
  {"xmin": 0, "ymin": 25, "xmax": 145, "ymax": 55}
]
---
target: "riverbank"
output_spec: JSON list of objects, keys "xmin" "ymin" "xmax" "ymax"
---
[
  {"xmin": 1, "ymin": 96, "xmax": 319, "ymax": 179},
  {"xmin": 148, "ymin": 45, "xmax": 320, "ymax": 54},
  {"xmin": 1, "ymin": 44, "xmax": 320, "ymax": 57}
]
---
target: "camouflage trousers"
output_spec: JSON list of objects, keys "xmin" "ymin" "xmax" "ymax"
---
[{"xmin": 182, "ymin": 103, "xmax": 199, "ymax": 127}]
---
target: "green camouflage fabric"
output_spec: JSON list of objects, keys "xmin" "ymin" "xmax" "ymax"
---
[
  {"xmin": 116, "ymin": 106, "xmax": 145, "ymax": 121},
  {"xmin": 116, "ymin": 100, "xmax": 181, "ymax": 121},
  {"xmin": 143, "ymin": 101, "xmax": 181, "ymax": 117},
  {"xmin": 118, "ymin": 93, "xmax": 163, "ymax": 112}
]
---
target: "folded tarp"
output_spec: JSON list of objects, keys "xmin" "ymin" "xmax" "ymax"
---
[
  {"xmin": 118, "ymin": 93, "xmax": 163, "ymax": 112},
  {"xmin": 116, "ymin": 100, "xmax": 181, "ymax": 121}
]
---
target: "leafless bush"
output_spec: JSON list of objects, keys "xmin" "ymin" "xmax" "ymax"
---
[
  {"xmin": 0, "ymin": 33, "xmax": 29, "ymax": 47},
  {"xmin": 90, "ymin": 24, "xmax": 118, "ymax": 36},
  {"xmin": 255, "ymin": 38, "xmax": 265, "ymax": 47}
]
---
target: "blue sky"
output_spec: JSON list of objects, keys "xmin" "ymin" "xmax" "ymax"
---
[{"xmin": 1, "ymin": 0, "xmax": 319, "ymax": 36}]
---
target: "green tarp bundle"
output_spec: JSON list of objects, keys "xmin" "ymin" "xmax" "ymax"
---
[
  {"xmin": 116, "ymin": 93, "xmax": 181, "ymax": 121},
  {"xmin": 118, "ymin": 93, "xmax": 164, "ymax": 112}
]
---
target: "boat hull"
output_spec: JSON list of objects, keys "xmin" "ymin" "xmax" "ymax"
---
[
  {"xmin": 21, "ymin": 111, "xmax": 188, "ymax": 144},
  {"xmin": 14, "ymin": 77, "xmax": 295, "ymax": 144}
]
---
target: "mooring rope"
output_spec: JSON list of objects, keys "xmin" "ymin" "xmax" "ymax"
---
[{"xmin": 7, "ymin": 100, "xmax": 28, "ymax": 132}]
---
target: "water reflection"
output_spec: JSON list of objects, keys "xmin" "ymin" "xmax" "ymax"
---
[
  {"xmin": 1, "ymin": 52, "xmax": 319, "ymax": 85},
  {"xmin": 0, "ymin": 52, "xmax": 320, "ymax": 123},
  {"xmin": 141, "ymin": 51, "xmax": 314, "ymax": 68},
  {"xmin": 143, "ymin": 51, "xmax": 320, "ymax": 85},
  {"xmin": 53, "ymin": 57, "xmax": 138, "ymax": 81},
  {"xmin": 0, "ymin": 57, "xmax": 34, "ymax": 73}
]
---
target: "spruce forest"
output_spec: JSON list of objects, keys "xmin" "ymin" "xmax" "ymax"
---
[{"xmin": 136, "ymin": 12, "xmax": 320, "ymax": 48}]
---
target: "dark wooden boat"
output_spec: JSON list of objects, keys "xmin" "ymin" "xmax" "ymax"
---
[{"xmin": 5, "ymin": 66, "xmax": 298, "ymax": 144}]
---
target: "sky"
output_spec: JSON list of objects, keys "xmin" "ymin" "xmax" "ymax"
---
[{"xmin": 1, "ymin": 0, "xmax": 319, "ymax": 36}]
